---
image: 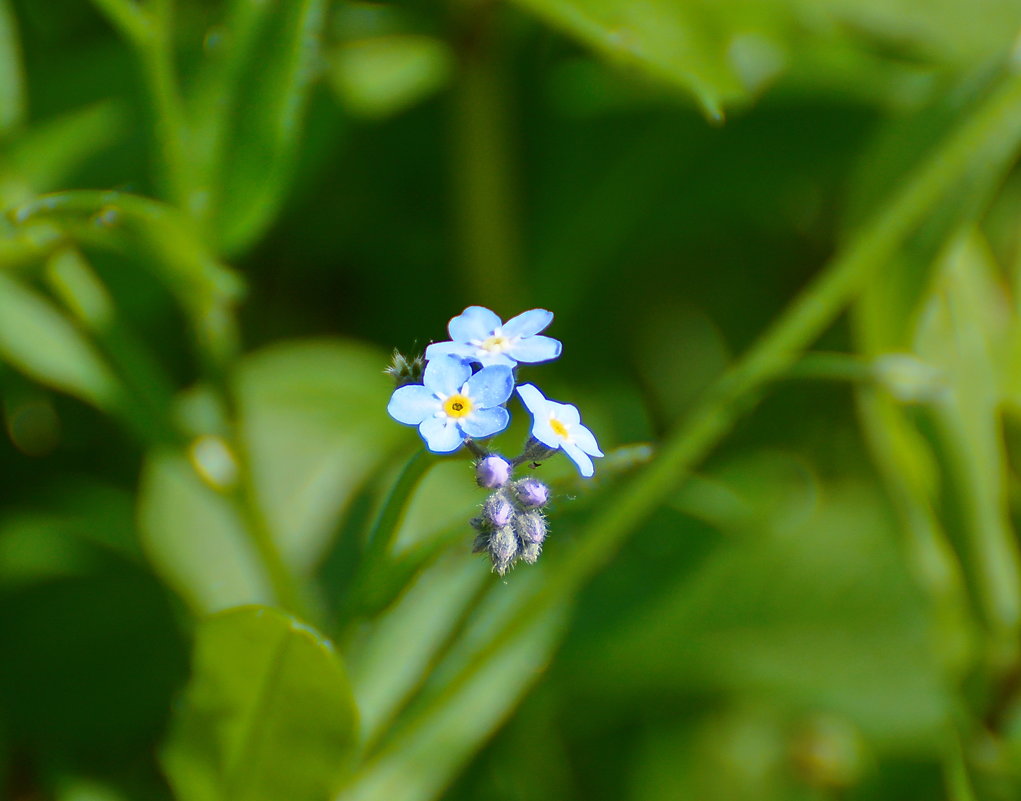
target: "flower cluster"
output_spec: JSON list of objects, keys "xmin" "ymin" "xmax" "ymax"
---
[{"xmin": 386, "ymin": 306, "xmax": 603, "ymax": 574}]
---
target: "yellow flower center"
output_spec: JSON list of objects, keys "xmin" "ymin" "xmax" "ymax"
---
[
  {"xmin": 481, "ymin": 334, "xmax": 510, "ymax": 352},
  {"xmin": 550, "ymin": 418, "xmax": 569, "ymax": 440},
  {"xmin": 443, "ymin": 394, "xmax": 473, "ymax": 419}
]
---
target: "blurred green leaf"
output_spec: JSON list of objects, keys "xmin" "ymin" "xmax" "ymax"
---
[
  {"xmin": 0, "ymin": 272, "xmax": 120, "ymax": 409},
  {"xmin": 328, "ymin": 35, "xmax": 453, "ymax": 119},
  {"xmin": 346, "ymin": 551, "xmax": 488, "ymax": 748},
  {"xmin": 509, "ymin": 0, "xmax": 1021, "ymax": 117},
  {"xmin": 11, "ymin": 190, "xmax": 243, "ymax": 363},
  {"xmin": 0, "ymin": 0, "xmax": 25, "ymax": 136},
  {"xmin": 340, "ymin": 572, "xmax": 567, "ymax": 801},
  {"xmin": 913, "ymin": 231, "xmax": 1021, "ymax": 637},
  {"xmin": 138, "ymin": 450, "xmax": 274, "ymax": 614},
  {"xmin": 234, "ymin": 339, "xmax": 408, "ymax": 573},
  {"xmin": 3, "ymin": 102, "xmax": 127, "ymax": 199},
  {"xmin": 579, "ymin": 485, "xmax": 951, "ymax": 754},
  {"xmin": 162, "ymin": 605, "xmax": 358, "ymax": 801},
  {"xmin": 210, "ymin": 0, "xmax": 327, "ymax": 254}
]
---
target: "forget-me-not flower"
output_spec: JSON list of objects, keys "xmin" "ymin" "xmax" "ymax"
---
[
  {"xmin": 517, "ymin": 383, "xmax": 603, "ymax": 477},
  {"xmin": 388, "ymin": 356, "xmax": 513, "ymax": 452},
  {"xmin": 425, "ymin": 306, "xmax": 562, "ymax": 368}
]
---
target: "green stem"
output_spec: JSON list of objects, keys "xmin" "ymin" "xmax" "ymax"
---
[
  {"xmin": 357, "ymin": 63, "xmax": 1021, "ymax": 767},
  {"xmin": 944, "ymin": 731, "xmax": 979, "ymax": 801},
  {"xmin": 91, "ymin": 0, "xmax": 194, "ymax": 211},
  {"xmin": 784, "ymin": 351, "xmax": 873, "ymax": 384},
  {"xmin": 450, "ymin": 0, "xmax": 521, "ymax": 309},
  {"xmin": 89, "ymin": 0, "xmax": 150, "ymax": 44},
  {"xmin": 343, "ymin": 451, "xmax": 433, "ymax": 617},
  {"xmin": 136, "ymin": 26, "xmax": 194, "ymax": 211}
]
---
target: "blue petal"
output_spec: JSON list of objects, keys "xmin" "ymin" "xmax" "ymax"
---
[
  {"xmin": 550, "ymin": 399, "xmax": 580, "ymax": 426},
  {"xmin": 466, "ymin": 365, "xmax": 514, "ymax": 408},
  {"xmin": 419, "ymin": 416, "xmax": 464, "ymax": 452},
  {"xmin": 571, "ymin": 423, "xmax": 603, "ymax": 457},
  {"xmin": 423, "ymin": 355, "xmax": 472, "ymax": 395},
  {"xmin": 460, "ymin": 406, "xmax": 510, "ymax": 438},
  {"xmin": 387, "ymin": 385, "xmax": 437, "ymax": 425},
  {"xmin": 508, "ymin": 335, "xmax": 561, "ymax": 364},
  {"xmin": 562, "ymin": 441, "xmax": 595, "ymax": 477},
  {"xmin": 516, "ymin": 383, "xmax": 549, "ymax": 416},
  {"xmin": 502, "ymin": 308, "xmax": 553, "ymax": 338},
  {"xmin": 448, "ymin": 306, "xmax": 501, "ymax": 343},
  {"xmin": 424, "ymin": 341, "xmax": 475, "ymax": 363}
]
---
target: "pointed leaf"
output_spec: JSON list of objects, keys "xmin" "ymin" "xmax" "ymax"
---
[{"xmin": 0, "ymin": 273, "xmax": 119, "ymax": 409}]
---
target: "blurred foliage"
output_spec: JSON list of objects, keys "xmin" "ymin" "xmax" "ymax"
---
[{"xmin": 7, "ymin": 1, "xmax": 1021, "ymax": 800}]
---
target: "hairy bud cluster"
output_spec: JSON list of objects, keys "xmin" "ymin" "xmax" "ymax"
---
[
  {"xmin": 471, "ymin": 469, "xmax": 551, "ymax": 575},
  {"xmin": 384, "ymin": 349, "xmax": 425, "ymax": 388}
]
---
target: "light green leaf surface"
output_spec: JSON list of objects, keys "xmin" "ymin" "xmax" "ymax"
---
[
  {"xmin": 211, "ymin": 0, "xmax": 327, "ymax": 254},
  {"xmin": 346, "ymin": 551, "xmax": 489, "ymax": 748},
  {"xmin": 11, "ymin": 191, "xmax": 243, "ymax": 363},
  {"xmin": 162, "ymin": 606, "xmax": 358, "ymax": 801},
  {"xmin": 340, "ymin": 571, "xmax": 567, "ymax": 801},
  {"xmin": 583, "ymin": 485, "xmax": 950, "ymax": 753},
  {"xmin": 234, "ymin": 339, "xmax": 408, "ymax": 573},
  {"xmin": 0, "ymin": 273, "xmax": 119, "ymax": 409},
  {"xmin": 508, "ymin": 0, "xmax": 1021, "ymax": 116},
  {"xmin": 914, "ymin": 232, "xmax": 1021, "ymax": 637},
  {"xmin": 328, "ymin": 35, "xmax": 453, "ymax": 119},
  {"xmin": 138, "ymin": 450, "xmax": 273, "ymax": 614},
  {"xmin": 5, "ymin": 102, "xmax": 126, "ymax": 196}
]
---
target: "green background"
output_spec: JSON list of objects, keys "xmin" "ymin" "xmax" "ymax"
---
[{"xmin": 5, "ymin": 1, "xmax": 1021, "ymax": 799}]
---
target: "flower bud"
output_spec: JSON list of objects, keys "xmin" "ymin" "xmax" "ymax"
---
[
  {"xmin": 490, "ymin": 525, "xmax": 519, "ymax": 575},
  {"xmin": 384, "ymin": 349, "xmax": 425, "ymax": 388},
  {"xmin": 520, "ymin": 540, "xmax": 542, "ymax": 565},
  {"xmin": 514, "ymin": 511, "xmax": 547, "ymax": 545},
  {"xmin": 483, "ymin": 492, "xmax": 514, "ymax": 528},
  {"xmin": 476, "ymin": 454, "xmax": 512, "ymax": 488},
  {"xmin": 512, "ymin": 477, "xmax": 550, "ymax": 508}
]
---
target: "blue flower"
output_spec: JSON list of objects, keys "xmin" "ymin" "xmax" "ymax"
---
[
  {"xmin": 517, "ymin": 383, "xmax": 603, "ymax": 477},
  {"xmin": 388, "ymin": 356, "xmax": 514, "ymax": 452},
  {"xmin": 425, "ymin": 306, "xmax": 562, "ymax": 368}
]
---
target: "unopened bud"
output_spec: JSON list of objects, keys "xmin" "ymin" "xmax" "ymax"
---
[
  {"xmin": 520, "ymin": 540, "xmax": 542, "ymax": 564},
  {"xmin": 515, "ymin": 511, "xmax": 547, "ymax": 545},
  {"xmin": 512, "ymin": 477, "xmax": 550, "ymax": 508},
  {"xmin": 483, "ymin": 493, "xmax": 514, "ymax": 528},
  {"xmin": 384, "ymin": 349, "xmax": 425, "ymax": 388},
  {"xmin": 476, "ymin": 454, "xmax": 512, "ymax": 488},
  {"xmin": 490, "ymin": 525, "xmax": 519, "ymax": 575}
]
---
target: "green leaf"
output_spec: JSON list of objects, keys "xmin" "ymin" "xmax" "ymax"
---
[
  {"xmin": 162, "ymin": 606, "xmax": 358, "ymax": 801},
  {"xmin": 234, "ymin": 339, "xmax": 408, "ymax": 573},
  {"xmin": 138, "ymin": 450, "xmax": 274, "ymax": 614},
  {"xmin": 0, "ymin": 272, "xmax": 120, "ymax": 409},
  {"xmin": 346, "ymin": 551, "xmax": 489, "ymax": 748},
  {"xmin": 11, "ymin": 191, "xmax": 244, "ymax": 363},
  {"xmin": 0, "ymin": 0, "xmax": 25, "ymax": 135},
  {"xmin": 328, "ymin": 35, "xmax": 453, "ymax": 119},
  {"xmin": 208, "ymin": 0, "xmax": 328, "ymax": 254},
  {"xmin": 913, "ymin": 231, "xmax": 1021, "ymax": 636},
  {"xmin": 5, "ymin": 102, "xmax": 127, "ymax": 196},
  {"xmin": 340, "ymin": 571, "xmax": 567, "ymax": 801},
  {"xmin": 578, "ymin": 485, "xmax": 951, "ymax": 753},
  {"xmin": 507, "ymin": 0, "xmax": 1021, "ymax": 117}
]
